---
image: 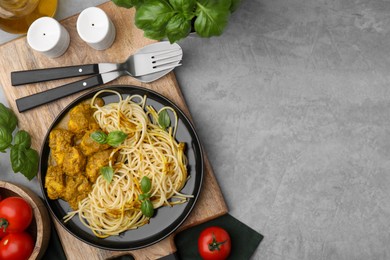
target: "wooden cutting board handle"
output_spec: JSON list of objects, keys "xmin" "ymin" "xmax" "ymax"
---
[{"xmin": 108, "ymin": 237, "xmax": 177, "ymax": 259}]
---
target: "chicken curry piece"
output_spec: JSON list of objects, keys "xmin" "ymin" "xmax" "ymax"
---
[{"xmin": 45, "ymin": 100, "xmax": 116, "ymax": 210}]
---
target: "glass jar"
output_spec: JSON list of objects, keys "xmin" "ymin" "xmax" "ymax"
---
[{"xmin": 0, "ymin": 0, "xmax": 57, "ymax": 34}]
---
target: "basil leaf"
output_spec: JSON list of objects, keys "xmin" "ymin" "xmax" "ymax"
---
[
  {"xmin": 107, "ymin": 131, "xmax": 127, "ymax": 147},
  {"xmin": 10, "ymin": 144, "xmax": 25, "ymax": 173},
  {"xmin": 166, "ymin": 13, "xmax": 192, "ymax": 43},
  {"xmin": 194, "ymin": 0, "xmax": 230, "ymax": 37},
  {"xmin": 90, "ymin": 131, "xmax": 108, "ymax": 144},
  {"xmin": 14, "ymin": 130, "xmax": 31, "ymax": 149},
  {"xmin": 169, "ymin": 0, "xmax": 196, "ymax": 19},
  {"xmin": 111, "ymin": 0, "xmax": 141, "ymax": 8},
  {"xmin": 141, "ymin": 200, "xmax": 154, "ymax": 217},
  {"xmin": 11, "ymin": 145, "xmax": 39, "ymax": 180},
  {"xmin": 158, "ymin": 110, "xmax": 171, "ymax": 130},
  {"xmin": 140, "ymin": 176, "xmax": 152, "ymax": 194},
  {"xmin": 0, "ymin": 103, "xmax": 17, "ymax": 133},
  {"xmin": 19, "ymin": 148, "xmax": 39, "ymax": 181},
  {"xmin": 135, "ymin": 0, "xmax": 175, "ymax": 34},
  {"xmin": 100, "ymin": 166, "xmax": 114, "ymax": 183},
  {"xmin": 0, "ymin": 102, "xmax": 38, "ymax": 180},
  {"xmin": 143, "ymin": 29, "xmax": 167, "ymax": 41},
  {"xmin": 0, "ymin": 125, "xmax": 12, "ymax": 152}
]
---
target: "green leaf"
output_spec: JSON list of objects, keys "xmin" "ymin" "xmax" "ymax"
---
[
  {"xmin": 169, "ymin": 0, "xmax": 196, "ymax": 19},
  {"xmin": 166, "ymin": 13, "xmax": 192, "ymax": 43},
  {"xmin": 90, "ymin": 131, "xmax": 108, "ymax": 144},
  {"xmin": 100, "ymin": 166, "xmax": 114, "ymax": 183},
  {"xmin": 0, "ymin": 102, "xmax": 38, "ymax": 181},
  {"xmin": 158, "ymin": 110, "xmax": 171, "ymax": 130},
  {"xmin": 19, "ymin": 148, "xmax": 39, "ymax": 180},
  {"xmin": 14, "ymin": 130, "xmax": 31, "ymax": 149},
  {"xmin": 140, "ymin": 176, "xmax": 152, "ymax": 194},
  {"xmin": 107, "ymin": 131, "xmax": 127, "ymax": 147},
  {"xmin": 135, "ymin": 0, "xmax": 175, "ymax": 36},
  {"xmin": 10, "ymin": 144, "xmax": 25, "ymax": 173},
  {"xmin": 0, "ymin": 103, "xmax": 17, "ymax": 133},
  {"xmin": 11, "ymin": 145, "xmax": 39, "ymax": 180},
  {"xmin": 111, "ymin": 0, "xmax": 141, "ymax": 8},
  {"xmin": 91, "ymin": 130, "xmax": 127, "ymax": 147},
  {"xmin": 141, "ymin": 200, "xmax": 154, "ymax": 217},
  {"xmin": 194, "ymin": 0, "xmax": 231, "ymax": 37},
  {"xmin": 143, "ymin": 29, "xmax": 167, "ymax": 41},
  {"xmin": 0, "ymin": 125, "xmax": 12, "ymax": 152}
]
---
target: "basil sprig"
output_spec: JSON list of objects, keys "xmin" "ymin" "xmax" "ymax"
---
[
  {"xmin": 112, "ymin": 0, "xmax": 239, "ymax": 43},
  {"xmin": 0, "ymin": 103, "xmax": 39, "ymax": 180},
  {"xmin": 138, "ymin": 176, "xmax": 154, "ymax": 218},
  {"xmin": 90, "ymin": 130, "xmax": 127, "ymax": 147}
]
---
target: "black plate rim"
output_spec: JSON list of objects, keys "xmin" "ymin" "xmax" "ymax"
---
[{"xmin": 38, "ymin": 85, "xmax": 204, "ymax": 251}]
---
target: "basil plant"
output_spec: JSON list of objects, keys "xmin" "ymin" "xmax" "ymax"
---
[{"xmin": 112, "ymin": 0, "xmax": 241, "ymax": 43}]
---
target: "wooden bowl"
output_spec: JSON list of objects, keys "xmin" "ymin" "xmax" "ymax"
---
[{"xmin": 0, "ymin": 181, "xmax": 51, "ymax": 260}]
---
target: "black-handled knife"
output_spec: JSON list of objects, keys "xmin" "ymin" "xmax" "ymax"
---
[
  {"xmin": 15, "ymin": 71, "xmax": 124, "ymax": 112},
  {"xmin": 11, "ymin": 63, "xmax": 118, "ymax": 86}
]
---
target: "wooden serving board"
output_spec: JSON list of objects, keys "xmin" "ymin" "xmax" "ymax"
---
[{"xmin": 0, "ymin": 2, "xmax": 227, "ymax": 259}]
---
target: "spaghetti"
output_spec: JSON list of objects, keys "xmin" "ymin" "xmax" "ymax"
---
[{"xmin": 63, "ymin": 90, "xmax": 190, "ymax": 237}]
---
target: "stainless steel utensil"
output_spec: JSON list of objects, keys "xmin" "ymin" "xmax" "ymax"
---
[
  {"xmin": 12, "ymin": 42, "xmax": 182, "ymax": 85},
  {"xmin": 14, "ymin": 42, "xmax": 183, "ymax": 112},
  {"xmin": 130, "ymin": 42, "xmax": 183, "ymax": 83}
]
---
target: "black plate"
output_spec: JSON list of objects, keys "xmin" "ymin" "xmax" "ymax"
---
[{"xmin": 38, "ymin": 85, "xmax": 204, "ymax": 251}]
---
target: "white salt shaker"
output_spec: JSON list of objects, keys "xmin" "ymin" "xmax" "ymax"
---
[
  {"xmin": 76, "ymin": 7, "xmax": 116, "ymax": 50},
  {"xmin": 27, "ymin": 17, "xmax": 70, "ymax": 58}
]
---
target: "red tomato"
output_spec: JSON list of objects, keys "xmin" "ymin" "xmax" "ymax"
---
[
  {"xmin": 198, "ymin": 226, "xmax": 231, "ymax": 260},
  {"xmin": 0, "ymin": 195, "xmax": 5, "ymax": 239},
  {"xmin": 0, "ymin": 197, "xmax": 33, "ymax": 233},
  {"xmin": 0, "ymin": 228, "xmax": 7, "ymax": 239},
  {"xmin": 0, "ymin": 232, "xmax": 34, "ymax": 260}
]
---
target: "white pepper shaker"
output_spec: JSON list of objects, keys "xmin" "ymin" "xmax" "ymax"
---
[
  {"xmin": 27, "ymin": 17, "xmax": 70, "ymax": 58},
  {"xmin": 76, "ymin": 7, "xmax": 116, "ymax": 50}
]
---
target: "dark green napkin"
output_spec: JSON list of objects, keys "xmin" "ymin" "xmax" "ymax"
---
[{"xmin": 174, "ymin": 214, "xmax": 263, "ymax": 260}]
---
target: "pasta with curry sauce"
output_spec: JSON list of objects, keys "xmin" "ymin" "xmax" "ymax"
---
[{"xmin": 48, "ymin": 89, "xmax": 190, "ymax": 238}]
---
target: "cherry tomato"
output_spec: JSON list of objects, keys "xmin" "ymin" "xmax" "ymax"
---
[
  {"xmin": 0, "ymin": 228, "xmax": 7, "ymax": 239},
  {"xmin": 0, "ymin": 195, "xmax": 7, "ymax": 239},
  {"xmin": 0, "ymin": 232, "xmax": 34, "ymax": 260},
  {"xmin": 0, "ymin": 197, "xmax": 33, "ymax": 233},
  {"xmin": 198, "ymin": 226, "xmax": 231, "ymax": 260}
]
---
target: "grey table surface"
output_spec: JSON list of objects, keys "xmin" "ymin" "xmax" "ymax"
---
[{"xmin": 1, "ymin": 0, "xmax": 390, "ymax": 259}]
